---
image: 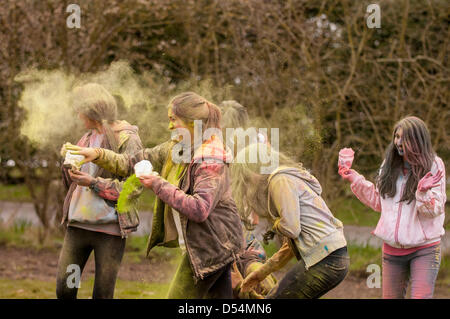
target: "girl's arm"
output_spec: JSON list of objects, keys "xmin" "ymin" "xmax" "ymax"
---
[
  {"xmin": 240, "ymin": 239, "xmax": 293, "ymax": 292},
  {"xmin": 149, "ymin": 161, "xmax": 226, "ymax": 223},
  {"xmin": 268, "ymin": 175, "xmax": 302, "ymax": 238},
  {"xmin": 93, "ymin": 140, "xmax": 171, "ymax": 177},
  {"xmin": 90, "ymin": 133, "xmax": 144, "ymax": 201},
  {"xmin": 416, "ymin": 158, "xmax": 446, "ymax": 218},
  {"xmin": 347, "ymin": 171, "xmax": 382, "ymax": 213},
  {"xmin": 252, "ymin": 239, "xmax": 294, "ymax": 278}
]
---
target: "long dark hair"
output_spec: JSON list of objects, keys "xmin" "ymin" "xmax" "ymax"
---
[{"xmin": 376, "ymin": 116, "xmax": 435, "ymax": 203}]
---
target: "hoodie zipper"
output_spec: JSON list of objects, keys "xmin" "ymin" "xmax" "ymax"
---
[{"xmin": 394, "ymin": 172, "xmax": 407, "ymax": 247}]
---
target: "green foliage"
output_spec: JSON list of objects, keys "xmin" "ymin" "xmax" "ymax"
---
[
  {"xmin": 330, "ymin": 196, "xmax": 381, "ymax": 227},
  {"xmin": 0, "ymin": 184, "xmax": 34, "ymax": 202},
  {"xmin": 347, "ymin": 244, "xmax": 383, "ymax": 275}
]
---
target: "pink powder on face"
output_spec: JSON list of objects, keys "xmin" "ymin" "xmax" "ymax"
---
[{"xmin": 338, "ymin": 148, "xmax": 355, "ymax": 169}]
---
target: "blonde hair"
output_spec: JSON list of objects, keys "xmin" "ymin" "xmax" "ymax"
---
[
  {"xmin": 231, "ymin": 143, "xmax": 306, "ymax": 228},
  {"xmin": 169, "ymin": 92, "xmax": 222, "ymax": 132},
  {"xmin": 72, "ymin": 83, "xmax": 119, "ymax": 152},
  {"xmin": 220, "ymin": 100, "xmax": 249, "ymax": 130}
]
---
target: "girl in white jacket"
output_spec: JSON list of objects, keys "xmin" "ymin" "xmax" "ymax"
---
[{"xmin": 339, "ymin": 116, "xmax": 446, "ymax": 298}]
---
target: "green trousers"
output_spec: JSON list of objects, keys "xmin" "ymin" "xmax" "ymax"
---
[{"xmin": 167, "ymin": 253, "xmax": 233, "ymax": 299}]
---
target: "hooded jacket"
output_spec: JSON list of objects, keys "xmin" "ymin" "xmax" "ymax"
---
[
  {"xmin": 61, "ymin": 121, "xmax": 143, "ymax": 238},
  {"xmin": 350, "ymin": 155, "xmax": 446, "ymax": 248},
  {"xmin": 267, "ymin": 166, "xmax": 347, "ymax": 269},
  {"xmin": 93, "ymin": 136, "xmax": 244, "ymax": 280}
]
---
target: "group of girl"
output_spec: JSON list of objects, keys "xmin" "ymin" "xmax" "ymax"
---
[{"xmin": 57, "ymin": 82, "xmax": 446, "ymax": 299}]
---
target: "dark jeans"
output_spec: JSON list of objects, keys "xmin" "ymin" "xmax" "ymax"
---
[
  {"xmin": 167, "ymin": 253, "xmax": 233, "ymax": 299},
  {"xmin": 266, "ymin": 246, "xmax": 350, "ymax": 299},
  {"xmin": 56, "ymin": 226, "xmax": 126, "ymax": 299}
]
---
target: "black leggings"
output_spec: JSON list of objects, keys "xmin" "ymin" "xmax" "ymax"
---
[{"xmin": 56, "ymin": 226, "xmax": 126, "ymax": 299}]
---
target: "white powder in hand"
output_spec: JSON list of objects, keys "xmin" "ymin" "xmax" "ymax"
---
[{"xmin": 134, "ymin": 160, "xmax": 153, "ymax": 177}]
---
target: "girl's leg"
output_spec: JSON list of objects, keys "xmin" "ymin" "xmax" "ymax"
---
[
  {"xmin": 56, "ymin": 227, "xmax": 92, "ymax": 299},
  {"xmin": 91, "ymin": 231, "xmax": 126, "ymax": 299},
  {"xmin": 409, "ymin": 244, "xmax": 441, "ymax": 299},
  {"xmin": 382, "ymin": 252, "xmax": 409, "ymax": 299},
  {"xmin": 167, "ymin": 254, "xmax": 233, "ymax": 299},
  {"xmin": 167, "ymin": 254, "xmax": 198, "ymax": 299},
  {"xmin": 204, "ymin": 262, "xmax": 232, "ymax": 299},
  {"xmin": 266, "ymin": 247, "xmax": 350, "ymax": 299}
]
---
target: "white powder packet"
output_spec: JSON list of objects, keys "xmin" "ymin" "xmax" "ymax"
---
[
  {"xmin": 134, "ymin": 160, "xmax": 153, "ymax": 177},
  {"xmin": 64, "ymin": 151, "xmax": 85, "ymax": 170}
]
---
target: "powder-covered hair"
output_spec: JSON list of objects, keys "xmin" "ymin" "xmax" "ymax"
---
[
  {"xmin": 220, "ymin": 100, "xmax": 249, "ymax": 130},
  {"xmin": 72, "ymin": 83, "xmax": 119, "ymax": 152},
  {"xmin": 376, "ymin": 116, "xmax": 435, "ymax": 203},
  {"xmin": 231, "ymin": 143, "xmax": 306, "ymax": 228},
  {"xmin": 219, "ymin": 100, "xmax": 250, "ymax": 156},
  {"xmin": 169, "ymin": 92, "xmax": 222, "ymax": 132}
]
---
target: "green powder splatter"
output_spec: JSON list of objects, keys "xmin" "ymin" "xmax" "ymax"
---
[{"xmin": 117, "ymin": 174, "xmax": 142, "ymax": 214}]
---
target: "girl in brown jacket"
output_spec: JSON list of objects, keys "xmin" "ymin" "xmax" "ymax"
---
[{"xmin": 68, "ymin": 92, "xmax": 244, "ymax": 299}]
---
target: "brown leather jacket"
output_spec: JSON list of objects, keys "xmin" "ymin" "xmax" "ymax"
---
[{"xmin": 94, "ymin": 138, "xmax": 244, "ymax": 280}]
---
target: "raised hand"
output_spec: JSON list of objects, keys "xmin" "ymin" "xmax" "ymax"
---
[
  {"xmin": 417, "ymin": 170, "xmax": 443, "ymax": 192},
  {"xmin": 338, "ymin": 166, "xmax": 359, "ymax": 183}
]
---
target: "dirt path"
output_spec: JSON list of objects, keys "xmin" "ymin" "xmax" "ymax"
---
[
  {"xmin": 1, "ymin": 245, "xmax": 449, "ymax": 299},
  {"xmin": 322, "ymin": 272, "xmax": 450, "ymax": 299},
  {"xmin": 0, "ymin": 245, "xmax": 175, "ymax": 284}
]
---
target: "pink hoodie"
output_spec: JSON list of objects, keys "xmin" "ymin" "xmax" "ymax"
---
[{"xmin": 350, "ymin": 156, "xmax": 446, "ymax": 248}]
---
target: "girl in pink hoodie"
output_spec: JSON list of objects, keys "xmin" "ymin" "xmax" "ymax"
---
[{"xmin": 339, "ymin": 116, "xmax": 446, "ymax": 298}]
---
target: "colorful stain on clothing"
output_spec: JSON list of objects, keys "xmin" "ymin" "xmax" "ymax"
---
[
  {"xmin": 324, "ymin": 245, "xmax": 329, "ymax": 252},
  {"xmin": 313, "ymin": 196, "xmax": 325, "ymax": 210},
  {"xmin": 316, "ymin": 221, "xmax": 325, "ymax": 229},
  {"xmin": 117, "ymin": 174, "xmax": 142, "ymax": 214}
]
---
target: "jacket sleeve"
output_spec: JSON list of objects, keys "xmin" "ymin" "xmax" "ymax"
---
[
  {"xmin": 415, "ymin": 158, "xmax": 446, "ymax": 218},
  {"xmin": 90, "ymin": 133, "xmax": 144, "ymax": 201},
  {"xmin": 150, "ymin": 161, "xmax": 225, "ymax": 223},
  {"xmin": 252, "ymin": 239, "xmax": 294, "ymax": 279},
  {"xmin": 93, "ymin": 140, "xmax": 171, "ymax": 177},
  {"xmin": 350, "ymin": 173, "xmax": 382, "ymax": 213},
  {"xmin": 269, "ymin": 175, "xmax": 302, "ymax": 239},
  {"xmin": 61, "ymin": 166, "xmax": 72, "ymax": 191}
]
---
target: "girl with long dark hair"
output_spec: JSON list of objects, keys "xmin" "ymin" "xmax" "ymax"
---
[{"xmin": 339, "ymin": 116, "xmax": 446, "ymax": 298}]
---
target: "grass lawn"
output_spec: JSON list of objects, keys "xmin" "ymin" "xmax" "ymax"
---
[
  {"xmin": 0, "ymin": 183, "xmax": 156, "ymax": 212},
  {"xmin": 0, "ymin": 184, "xmax": 36, "ymax": 202},
  {"xmin": 0, "ymin": 278, "xmax": 170, "ymax": 299}
]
